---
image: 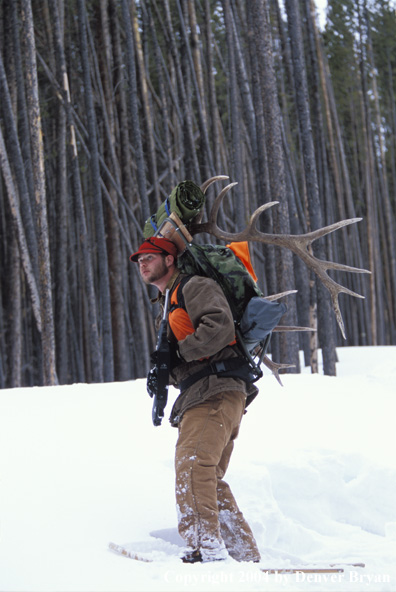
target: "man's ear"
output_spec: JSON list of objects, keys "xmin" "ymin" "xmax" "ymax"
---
[{"xmin": 165, "ymin": 254, "xmax": 175, "ymax": 268}]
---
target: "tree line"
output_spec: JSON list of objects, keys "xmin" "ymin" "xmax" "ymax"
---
[{"xmin": 0, "ymin": 0, "xmax": 395, "ymax": 389}]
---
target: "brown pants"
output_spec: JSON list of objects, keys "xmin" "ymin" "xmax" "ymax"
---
[{"xmin": 175, "ymin": 390, "xmax": 261, "ymax": 562}]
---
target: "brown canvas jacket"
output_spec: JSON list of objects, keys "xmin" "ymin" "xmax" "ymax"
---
[{"xmin": 156, "ymin": 271, "xmax": 258, "ymax": 427}]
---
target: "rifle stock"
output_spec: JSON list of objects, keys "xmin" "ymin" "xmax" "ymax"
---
[{"xmin": 152, "ymin": 290, "xmax": 170, "ymax": 426}]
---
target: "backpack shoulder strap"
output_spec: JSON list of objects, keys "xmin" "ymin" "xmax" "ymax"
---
[{"xmin": 169, "ymin": 274, "xmax": 193, "ymax": 313}]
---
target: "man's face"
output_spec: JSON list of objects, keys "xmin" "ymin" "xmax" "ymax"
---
[{"xmin": 137, "ymin": 253, "xmax": 168, "ymax": 285}]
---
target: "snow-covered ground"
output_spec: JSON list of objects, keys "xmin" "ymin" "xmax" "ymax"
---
[{"xmin": 1, "ymin": 346, "xmax": 395, "ymax": 592}]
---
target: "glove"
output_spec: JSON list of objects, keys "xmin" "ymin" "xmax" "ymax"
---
[{"xmin": 146, "ymin": 367, "xmax": 158, "ymax": 398}]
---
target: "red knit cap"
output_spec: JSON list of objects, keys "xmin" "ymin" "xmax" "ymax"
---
[{"xmin": 130, "ymin": 237, "xmax": 178, "ymax": 262}]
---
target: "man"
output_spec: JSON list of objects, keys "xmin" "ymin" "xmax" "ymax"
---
[{"xmin": 131, "ymin": 236, "xmax": 261, "ymax": 564}]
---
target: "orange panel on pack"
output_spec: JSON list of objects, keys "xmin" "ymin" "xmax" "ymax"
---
[{"xmin": 226, "ymin": 242, "xmax": 258, "ymax": 283}]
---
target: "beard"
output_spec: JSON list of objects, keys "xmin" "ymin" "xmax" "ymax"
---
[{"xmin": 141, "ymin": 257, "xmax": 168, "ymax": 285}]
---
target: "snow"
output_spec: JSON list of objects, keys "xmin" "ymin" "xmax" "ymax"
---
[{"xmin": 1, "ymin": 345, "xmax": 396, "ymax": 592}]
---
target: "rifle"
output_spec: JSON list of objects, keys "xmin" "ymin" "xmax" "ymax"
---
[{"xmin": 150, "ymin": 289, "xmax": 170, "ymax": 426}]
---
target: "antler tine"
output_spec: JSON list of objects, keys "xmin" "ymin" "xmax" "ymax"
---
[
  {"xmin": 262, "ymin": 356, "xmax": 296, "ymax": 386},
  {"xmin": 265, "ymin": 290, "xmax": 298, "ymax": 301},
  {"xmin": 200, "ymin": 175, "xmax": 229, "ymax": 194},
  {"xmin": 273, "ymin": 326, "xmax": 315, "ymax": 332},
  {"xmin": 249, "ymin": 201, "xmax": 280, "ymax": 230},
  {"xmin": 285, "ymin": 245, "xmax": 368, "ymax": 339},
  {"xmin": 304, "ymin": 217, "xmax": 363, "ymax": 243},
  {"xmin": 208, "ymin": 182, "xmax": 239, "ymax": 225},
  {"xmin": 295, "ymin": 249, "xmax": 368, "ymax": 339},
  {"xmin": 190, "ymin": 184, "xmax": 277, "ymax": 235},
  {"xmin": 190, "ymin": 182, "xmax": 238, "ymax": 235},
  {"xmin": 191, "ymin": 176, "xmax": 230, "ymax": 227}
]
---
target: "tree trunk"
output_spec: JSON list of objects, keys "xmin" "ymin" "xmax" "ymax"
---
[
  {"xmin": 121, "ymin": 0, "xmax": 150, "ymax": 224},
  {"xmin": 97, "ymin": 0, "xmax": 129, "ymax": 382},
  {"xmin": 8, "ymin": 236, "xmax": 22, "ymax": 387},
  {"xmin": 77, "ymin": 0, "xmax": 114, "ymax": 382},
  {"xmin": 48, "ymin": 0, "xmax": 104, "ymax": 383},
  {"xmin": 21, "ymin": 0, "xmax": 57, "ymax": 385},
  {"xmin": 248, "ymin": 0, "xmax": 300, "ymax": 371},
  {"xmin": 0, "ymin": 51, "xmax": 39, "ymax": 280},
  {"xmin": 364, "ymin": 2, "xmax": 396, "ymax": 334},
  {"xmin": 49, "ymin": 0, "xmax": 69, "ymax": 384},
  {"xmin": 0, "ymin": 125, "xmax": 41, "ymax": 332},
  {"xmin": 285, "ymin": 0, "xmax": 337, "ymax": 375},
  {"xmin": 222, "ymin": 0, "xmax": 245, "ymax": 229},
  {"xmin": 176, "ymin": 0, "xmax": 214, "ymax": 179},
  {"xmin": 131, "ymin": 0, "xmax": 160, "ymax": 210}
]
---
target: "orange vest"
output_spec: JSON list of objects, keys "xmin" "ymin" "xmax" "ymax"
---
[{"xmin": 169, "ymin": 281, "xmax": 195, "ymax": 341}]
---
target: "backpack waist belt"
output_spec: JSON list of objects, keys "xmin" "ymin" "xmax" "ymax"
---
[{"xmin": 178, "ymin": 358, "xmax": 256, "ymax": 392}]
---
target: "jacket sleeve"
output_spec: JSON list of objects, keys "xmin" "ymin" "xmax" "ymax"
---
[{"xmin": 177, "ymin": 276, "xmax": 236, "ymax": 362}]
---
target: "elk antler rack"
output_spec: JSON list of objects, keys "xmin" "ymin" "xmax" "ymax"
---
[{"xmin": 197, "ymin": 176, "xmax": 371, "ymax": 339}]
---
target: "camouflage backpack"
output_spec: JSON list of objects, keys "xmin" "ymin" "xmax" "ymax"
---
[{"xmin": 177, "ymin": 242, "xmax": 287, "ymax": 366}]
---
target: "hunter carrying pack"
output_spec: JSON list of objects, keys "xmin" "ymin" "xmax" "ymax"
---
[
  {"xmin": 153, "ymin": 183, "xmax": 286, "ymax": 366},
  {"xmin": 145, "ymin": 180, "xmax": 287, "ymax": 425}
]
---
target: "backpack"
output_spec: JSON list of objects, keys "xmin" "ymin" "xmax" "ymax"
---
[{"xmin": 174, "ymin": 241, "xmax": 287, "ymax": 382}]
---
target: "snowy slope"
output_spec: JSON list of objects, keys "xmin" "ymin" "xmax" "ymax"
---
[{"xmin": 0, "ymin": 346, "xmax": 395, "ymax": 592}]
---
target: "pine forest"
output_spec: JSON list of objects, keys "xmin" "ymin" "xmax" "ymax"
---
[{"xmin": 0, "ymin": 0, "xmax": 395, "ymax": 388}]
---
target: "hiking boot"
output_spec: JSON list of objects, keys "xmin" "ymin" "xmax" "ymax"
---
[
  {"xmin": 201, "ymin": 546, "xmax": 228, "ymax": 562},
  {"xmin": 181, "ymin": 549, "xmax": 203, "ymax": 564}
]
